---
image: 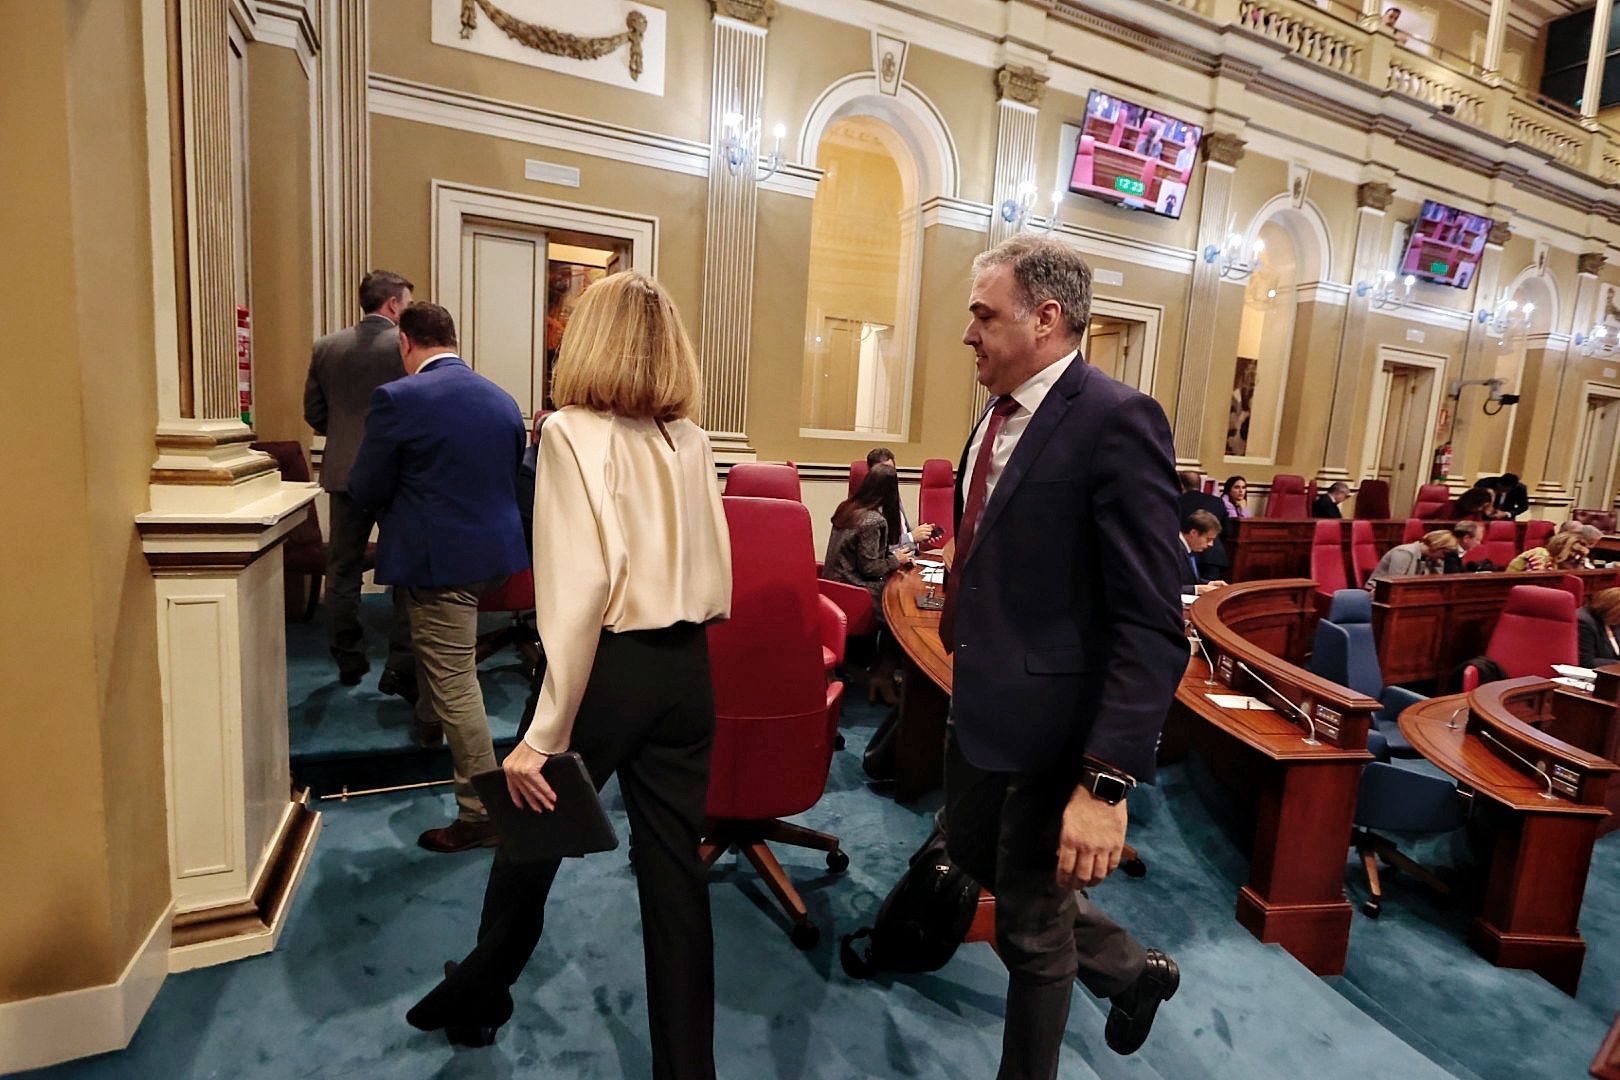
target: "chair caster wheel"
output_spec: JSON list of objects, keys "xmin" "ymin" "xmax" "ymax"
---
[
  {"xmin": 1361, "ymin": 900, "xmax": 1381, "ymax": 918},
  {"xmin": 826, "ymin": 849, "xmax": 849, "ymax": 874},
  {"xmin": 834, "ymin": 733, "xmax": 846, "ymax": 751},
  {"xmin": 790, "ymin": 922, "xmax": 820, "ymax": 950},
  {"xmin": 1122, "ymin": 858, "xmax": 1147, "ymax": 878}
]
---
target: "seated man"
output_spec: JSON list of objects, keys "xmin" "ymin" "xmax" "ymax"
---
[
  {"xmin": 1441, "ymin": 520, "xmax": 1484, "ymax": 573},
  {"xmin": 1312, "ymin": 481, "xmax": 1350, "ymax": 519},
  {"xmin": 865, "ymin": 447, "xmax": 940, "ymax": 551},
  {"xmin": 1179, "ymin": 510, "xmax": 1227, "ymax": 597}
]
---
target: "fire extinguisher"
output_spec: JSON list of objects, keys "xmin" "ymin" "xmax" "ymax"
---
[{"xmin": 1431, "ymin": 442, "xmax": 1452, "ymax": 482}]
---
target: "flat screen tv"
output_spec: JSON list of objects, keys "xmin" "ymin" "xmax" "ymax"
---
[
  {"xmin": 1069, "ymin": 90, "xmax": 1203, "ymax": 219},
  {"xmin": 1398, "ymin": 200, "xmax": 1490, "ymax": 289}
]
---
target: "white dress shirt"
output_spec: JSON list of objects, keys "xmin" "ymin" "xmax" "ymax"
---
[
  {"xmin": 964, "ymin": 349, "xmax": 1079, "ymax": 509},
  {"xmin": 415, "ymin": 351, "xmax": 459, "ymax": 373}
]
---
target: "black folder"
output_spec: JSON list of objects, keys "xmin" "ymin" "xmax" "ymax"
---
[{"xmin": 470, "ymin": 753, "xmax": 619, "ymax": 862}]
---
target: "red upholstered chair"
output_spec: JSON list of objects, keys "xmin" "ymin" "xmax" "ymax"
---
[
  {"xmin": 704, "ymin": 496, "xmax": 848, "ymax": 949},
  {"xmin": 1350, "ymin": 519, "xmax": 1380, "ymax": 587},
  {"xmin": 1311, "ymin": 519, "xmax": 1349, "ymax": 613},
  {"xmin": 1401, "ymin": 517, "xmax": 1426, "ymax": 544},
  {"xmin": 1355, "ymin": 479, "xmax": 1392, "ymax": 520},
  {"xmin": 1473, "ymin": 520, "xmax": 1518, "ymax": 567},
  {"xmin": 1573, "ymin": 508, "xmax": 1617, "ymax": 533},
  {"xmin": 251, "ymin": 440, "xmax": 330, "ymax": 622},
  {"xmin": 918, "ymin": 458, "xmax": 955, "ymax": 549},
  {"xmin": 723, "ymin": 462, "xmax": 802, "ymax": 502},
  {"xmin": 1559, "ymin": 573, "xmax": 1587, "ymax": 608},
  {"xmin": 475, "ymin": 570, "xmax": 540, "ymax": 672},
  {"xmin": 1460, "ymin": 585, "xmax": 1577, "ymax": 690},
  {"xmin": 1267, "ymin": 474, "xmax": 1309, "ymax": 517},
  {"xmin": 1524, "ymin": 519, "xmax": 1556, "ymax": 550},
  {"xmin": 847, "ymin": 459, "xmax": 869, "ymax": 498},
  {"xmin": 1411, "ymin": 484, "xmax": 1453, "ymax": 520}
]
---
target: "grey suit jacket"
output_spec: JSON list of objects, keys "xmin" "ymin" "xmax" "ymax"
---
[{"xmin": 304, "ymin": 314, "xmax": 406, "ymax": 491}]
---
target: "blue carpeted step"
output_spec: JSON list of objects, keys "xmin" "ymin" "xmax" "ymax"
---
[{"xmin": 1325, "ymin": 975, "xmax": 1486, "ymax": 1080}]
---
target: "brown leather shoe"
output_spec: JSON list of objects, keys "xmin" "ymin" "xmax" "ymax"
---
[{"xmin": 417, "ymin": 819, "xmax": 498, "ymax": 853}]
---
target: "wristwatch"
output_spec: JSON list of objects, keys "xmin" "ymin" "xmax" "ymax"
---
[{"xmin": 1079, "ymin": 765, "xmax": 1136, "ymax": 805}]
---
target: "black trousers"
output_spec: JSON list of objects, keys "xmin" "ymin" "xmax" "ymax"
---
[
  {"xmin": 324, "ymin": 490, "xmax": 412, "ymax": 675},
  {"xmin": 436, "ymin": 623, "xmax": 717, "ymax": 1080},
  {"xmin": 943, "ymin": 731, "xmax": 1147, "ymax": 1080}
]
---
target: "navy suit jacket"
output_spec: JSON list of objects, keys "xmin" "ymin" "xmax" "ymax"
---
[
  {"xmin": 347, "ymin": 357, "xmax": 529, "ymax": 588},
  {"xmin": 948, "ymin": 358, "xmax": 1187, "ymax": 782}
]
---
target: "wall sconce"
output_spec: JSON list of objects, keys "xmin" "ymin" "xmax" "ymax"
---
[
  {"xmin": 721, "ymin": 112, "xmax": 785, "ymax": 182},
  {"xmin": 1203, "ymin": 232, "xmax": 1263, "ymax": 279},
  {"xmin": 1574, "ymin": 324, "xmax": 1616, "ymax": 357},
  {"xmin": 1476, "ymin": 293, "xmax": 1533, "ymax": 341},
  {"xmin": 1356, "ymin": 269, "xmax": 1415, "ymax": 310},
  {"xmin": 1000, "ymin": 183, "xmax": 1062, "ymax": 233}
]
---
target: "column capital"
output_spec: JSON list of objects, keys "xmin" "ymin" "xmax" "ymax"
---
[
  {"xmin": 1356, "ymin": 181, "xmax": 1394, "ymax": 210},
  {"xmin": 710, "ymin": 0, "xmax": 775, "ymax": 26},
  {"xmin": 1203, "ymin": 131, "xmax": 1246, "ymax": 166},
  {"xmin": 994, "ymin": 64, "xmax": 1049, "ymax": 107},
  {"xmin": 1579, "ymin": 251, "xmax": 1607, "ymax": 276},
  {"xmin": 1487, "ymin": 219, "xmax": 1512, "ymax": 246}
]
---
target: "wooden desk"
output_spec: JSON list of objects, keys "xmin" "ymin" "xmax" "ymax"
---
[
  {"xmin": 1400, "ymin": 682, "xmax": 1616, "ymax": 993},
  {"xmin": 880, "ymin": 563, "xmax": 952, "ymax": 802},
  {"xmin": 1488, "ymin": 678, "xmax": 1620, "ymax": 836},
  {"xmin": 1591, "ymin": 535, "xmax": 1620, "ymax": 564},
  {"xmin": 1174, "ymin": 580, "xmax": 1380, "ymax": 975},
  {"xmin": 1595, "ymin": 1011, "xmax": 1620, "ymax": 1080},
  {"xmin": 1372, "ymin": 568, "xmax": 1620, "ymax": 686},
  {"xmin": 1225, "ymin": 518, "xmax": 1464, "ymax": 584}
]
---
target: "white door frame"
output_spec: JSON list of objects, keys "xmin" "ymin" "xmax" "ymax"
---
[
  {"xmin": 1566, "ymin": 380, "xmax": 1620, "ymax": 508},
  {"xmin": 432, "ymin": 180, "xmax": 658, "ymax": 337},
  {"xmin": 1090, "ymin": 296, "xmax": 1163, "ymax": 395},
  {"xmin": 458, "ymin": 219, "xmax": 550, "ymax": 411},
  {"xmin": 1358, "ymin": 346, "xmax": 1447, "ymax": 498}
]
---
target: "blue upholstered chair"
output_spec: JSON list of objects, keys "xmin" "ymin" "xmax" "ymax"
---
[
  {"xmin": 1308, "ymin": 589, "xmax": 1422, "ymax": 758},
  {"xmin": 1351, "ymin": 752, "xmax": 1466, "ymax": 918}
]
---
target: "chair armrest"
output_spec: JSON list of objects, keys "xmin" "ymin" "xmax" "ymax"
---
[
  {"xmin": 817, "ymin": 595, "xmax": 847, "ymax": 667},
  {"xmin": 817, "ymin": 579, "xmax": 877, "ymax": 637}
]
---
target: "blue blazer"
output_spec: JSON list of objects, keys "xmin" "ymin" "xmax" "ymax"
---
[
  {"xmin": 948, "ymin": 358, "xmax": 1188, "ymax": 782},
  {"xmin": 347, "ymin": 357, "xmax": 529, "ymax": 588}
]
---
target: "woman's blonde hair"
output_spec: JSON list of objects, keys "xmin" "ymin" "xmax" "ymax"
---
[
  {"xmin": 1421, "ymin": 529, "xmax": 1459, "ymax": 553},
  {"xmin": 550, "ymin": 271, "xmax": 702, "ymax": 421},
  {"xmin": 1589, "ymin": 587, "xmax": 1620, "ymax": 625},
  {"xmin": 1547, "ymin": 531, "xmax": 1588, "ymax": 565}
]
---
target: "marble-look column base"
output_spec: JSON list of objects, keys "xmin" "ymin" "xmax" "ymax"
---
[{"xmin": 150, "ymin": 420, "xmax": 281, "ymax": 514}]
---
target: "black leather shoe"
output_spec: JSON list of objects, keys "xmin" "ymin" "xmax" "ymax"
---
[
  {"xmin": 337, "ymin": 663, "xmax": 368, "ymax": 687},
  {"xmin": 417, "ymin": 819, "xmax": 498, "ymax": 853},
  {"xmin": 1105, "ymin": 948, "xmax": 1179, "ymax": 1056},
  {"xmin": 378, "ymin": 666, "xmax": 418, "ymax": 705},
  {"xmin": 407, "ymin": 961, "xmax": 512, "ymax": 1047}
]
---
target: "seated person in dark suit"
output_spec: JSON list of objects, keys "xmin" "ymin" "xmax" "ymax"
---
[
  {"xmin": 1577, "ymin": 587, "xmax": 1620, "ymax": 668},
  {"xmin": 1441, "ymin": 520, "xmax": 1485, "ymax": 573},
  {"xmin": 822, "ymin": 463, "xmax": 914, "ymax": 705},
  {"xmin": 1453, "ymin": 486, "xmax": 1499, "ymax": 521},
  {"xmin": 1176, "ymin": 471, "xmax": 1230, "ymax": 580},
  {"xmin": 1179, "ymin": 509, "xmax": 1227, "ymax": 597},
  {"xmin": 1312, "ymin": 480, "xmax": 1350, "ymax": 518},
  {"xmin": 866, "ymin": 447, "xmax": 940, "ymax": 551},
  {"xmin": 1485, "ymin": 473, "xmax": 1529, "ymax": 518}
]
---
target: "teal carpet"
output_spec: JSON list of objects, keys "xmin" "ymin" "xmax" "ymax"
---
[{"xmin": 23, "ymin": 610, "xmax": 1620, "ymax": 1078}]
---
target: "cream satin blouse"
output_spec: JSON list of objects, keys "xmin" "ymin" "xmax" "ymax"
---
[{"xmin": 523, "ymin": 407, "xmax": 733, "ymax": 755}]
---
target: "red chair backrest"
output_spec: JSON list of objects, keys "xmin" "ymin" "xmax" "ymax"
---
[
  {"xmin": 706, "ymin": 497, "xmax": 835, "ymax": 820},
  {"xmin": 1559, "ymin": 573, "xmax": 1586, "ymax": 608},
  {"xmin": 1354, "ymin": 479, "xmax": 1392, "ymax": 520},
  {"xmin": 1401, "ymin": 517, "xmax": 1425, "ymax": 543},
  {"xmin": 1267, "ymin": 474, "xmax": 1309, "ymax": 518},
  {"xmin": 1477, "ymin": 519, "xmax": 1518, "ymax": 566},
  {"xmin": 478, "ymin": 569, "xmax": 535, "ymax": 613},
  {"xmin": 1350, "ymin": 519, "xmax": 1379, "ymax": 587},
  {"xmin": 1485, "ymin": 585, "xmax": 1577, "ymax": 678},
  {"xmin": 1311, "ymin": 519, "xmax": 1348, "ymax": 594},
  {"xmin": 919, "ymin": 458, "xmax": 955, "ymax": 545},
  {"xmin": 251, "ymin": 441, "xmax": 322, "ymax": 546},
  {"xmin": 848, "ymin": 460, "xmax": 869, "ymax": 498},
  {"xmin": 1412, "ymin": 484, "xmax": 1452, "ymax": 519},
  {"xmin": 1524, "ymin": 519, "xmax": 1555, "ymax": 550},
  {"xmin": 724, "ymin": 463, "xmax": 802, "ymax": 502}
]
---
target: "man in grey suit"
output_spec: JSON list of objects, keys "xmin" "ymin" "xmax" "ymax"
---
[{"xmin": 304, "ymin": 270, "xmax": 416, "ymax": 691}]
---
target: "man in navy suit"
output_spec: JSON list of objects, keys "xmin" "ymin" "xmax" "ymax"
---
[
  {"xmin": 940, "ymin": 236, "xmax": 1187, "ymax": 1076},
  {"xmin": 349, "ymin": 302, "xmax": 529, "ymax": 853}
]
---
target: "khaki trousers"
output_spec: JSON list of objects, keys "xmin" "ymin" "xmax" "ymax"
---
[{"xmin": 404, "ymin": 578, "xmax": 505, "ymax": 821}]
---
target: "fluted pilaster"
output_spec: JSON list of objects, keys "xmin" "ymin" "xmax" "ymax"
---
[
  {"xmin": 1320, "ymin": 185, "xmax": 1392, "ymax": 481},
  {"xmin": 322, "ymin": 0, "xmax": 370, "ymax": 333},
  {"xmin": 1173, "ymin": 134, "xmax": 1245, "ymax": 469}
]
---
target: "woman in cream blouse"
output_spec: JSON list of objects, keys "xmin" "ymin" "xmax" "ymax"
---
[{"xmin": 408, "ymin": 271, "xmax": 732, "ymax": 1078}]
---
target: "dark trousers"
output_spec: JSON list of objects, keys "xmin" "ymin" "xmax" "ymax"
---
[
  {"xmin": 324, "ymin": 490, "xmax": 412, "ymax": 675},
  {"xmin": 437, "ymin": 623, "xmax": 717, "ymax": 1080},
  {"xmin": 943, "ymin": 731, "xmax": 1147, "ymax": 1080}
]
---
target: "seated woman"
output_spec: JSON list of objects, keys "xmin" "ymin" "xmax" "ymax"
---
[
  {"xmin": 1221, "ymin": 475, "xmax": 1252, "ymax": 519},
  {"xmin": 1577, "ymin": 587, "xmax": 1620, "ymax": 668},
  {"xmin": 1366, "ymin": 529, "xmax": 1458, "ymax": 588},
  {"xmin": 1506, "ymin": 531, "xmax": 1589, "ymax": 573},
  {"xmin": 822, "ymin": 463, "xmax": 913, "ymax": 703}
]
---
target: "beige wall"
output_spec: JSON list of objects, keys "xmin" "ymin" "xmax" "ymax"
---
[{"xmin": 0, "ymin": 0, "xmax": 169, "ymax": 1001}]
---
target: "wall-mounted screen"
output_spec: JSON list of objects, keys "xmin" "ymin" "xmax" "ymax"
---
[
  {"xmin": 1398, "ymin": 200, "xmax": 1490, "ymax": 289},
  {"xmin": 1068, "ymin": 90, "xmax": 1203, "ymax": 220}
]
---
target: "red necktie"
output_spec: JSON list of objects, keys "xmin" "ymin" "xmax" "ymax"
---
[{"xmin": 939, "ymin": 396, "xmax": 1019, "ymax": 652}]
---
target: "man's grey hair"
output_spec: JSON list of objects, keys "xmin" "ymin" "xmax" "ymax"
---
[
  {"xmin": 1581, "ymin": 524, "xmax": 1604, "ymax": 543},
  {"xmin": 1452, "ymin": 520, "xmax": 1480, "ymax": 539},
  {"xmin": 1560, "ymin": 519, "xmax": 1583, "ymax": 534},
  {"xmin": 1328, "ymin": 481, "xmax": 1350, "ymax": 495},
  {"xmin": 972, "ymin": 235, "xmax": 1092, "ymax": 338}
]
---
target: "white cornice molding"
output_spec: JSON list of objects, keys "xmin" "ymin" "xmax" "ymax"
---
[
  {"xmin": 1370, "ymin": 300, "xmax": 1475, "ymax": 331},
  {"xmin": 758, "ymin": 161, "xmax": 824, "ymax": 199},
  {"xmin": 1046, "ymin": 221, "xmax": 1197, "ymax": 276},
  {"xmin": 253, "ymin": 0, "xmax": 319, "ymax": 55},
  {"xmin": 920, "ymin": 196, "xmax": 992, "ymax": 233},
  {"xmin": 369, "ymin": 74, "xmax": 712, "ymax": 178},
  {"xmin": 1298, "ymin": 281, "xmax": 1353, "ymax": 305}
]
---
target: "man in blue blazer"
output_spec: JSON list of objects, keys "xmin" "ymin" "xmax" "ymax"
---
[
  {"xmin": 940, "ymin": 237, "xmax": 1188, "ymax": 1076},
  {"xmin": 349, "ymin": 302, "xmax": 529, "ymax": 853}
]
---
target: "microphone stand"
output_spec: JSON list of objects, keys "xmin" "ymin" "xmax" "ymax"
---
[{"xmin": 1237, "ymin": 659, "xmax": 1320, "ymax": 745}]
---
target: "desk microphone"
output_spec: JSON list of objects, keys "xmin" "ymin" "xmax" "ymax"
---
[
  {"xmin": 1236, "ymin": 659, "xmax": 1320, "ymax": 745},
  {"xmin": 1477, "ymin": 728, "xmax": 1557, "ymax": 800},
  {"xmin": 1188, "ymin": 630, "xmax": 1217, "ymax": 687},
  {"xmin": 1446, "ymin": 704, "xmax": 1467, "ymax": 731}
]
